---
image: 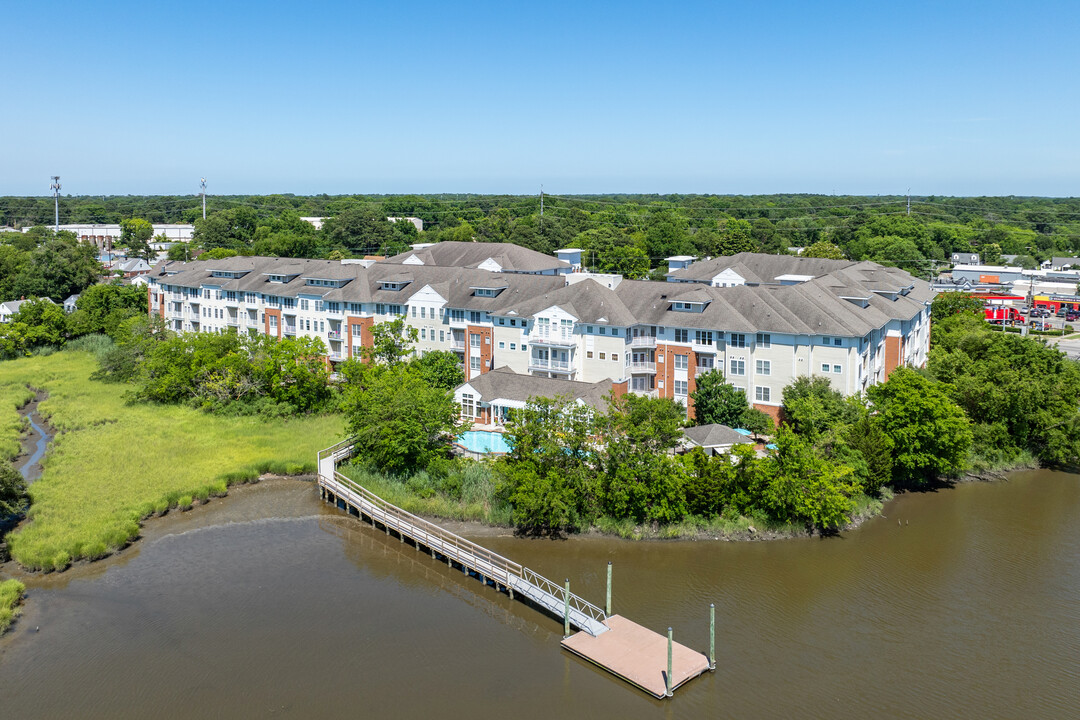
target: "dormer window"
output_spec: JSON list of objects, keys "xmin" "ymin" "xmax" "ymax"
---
[
  {"xmin": 470, "ymin": 284, "xmax": 507, "ymax": 298},
  {"xmin": 305, "ymin": 278, "xmax": 342, "ymax": 288},
  {"xmin": 268, "ymin": 274, "xmax": 286, "ymax": 283},
  {"xmin": 380, "ymin": 281, "xmax": 407, "ymax": 291},
  {"xmin": 673, "ymin": 301, "xmax": 704, "ymax": 312}
]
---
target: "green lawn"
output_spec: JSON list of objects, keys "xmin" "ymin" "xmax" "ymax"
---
[{"xmin": 0, "ymin": 351, "xmax": 343, "ymax": 571}]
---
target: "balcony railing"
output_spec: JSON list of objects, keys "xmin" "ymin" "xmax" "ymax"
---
[
  {"xmin": 694, "ymin": 365, "xmax": 716, "ymax": 376},
  {"xmin": 450, "ymin": 338, "xmax": 466, "ymax": 350},
  {"xmin": 528, "ymin": 334, "xmax": 576, "ymax": 347},
  {"xmin": 283, "ymin": 326, "xmax": 296, "ymax": 336},
  {"xmin": 629, "ymin": 335, "xmax": 657, "ymax": 348},
  {"xmin": 529, "ymin": 358, "xmax": 573, "ymax": 372},
  {"xmin": 629, "ymin": 361, "xmax": 657, "ymax": 373},
  {"xmin": 327, "ymin": 330, "xmax": 342, "ymax": 340}
]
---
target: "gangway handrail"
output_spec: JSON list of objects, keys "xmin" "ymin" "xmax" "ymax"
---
[{"xmin": 318, "ymin": 437, "xmax": 608, "ymax": 634}]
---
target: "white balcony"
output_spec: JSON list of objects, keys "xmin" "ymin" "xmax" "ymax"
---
[
  {"xmin": 528, "ymin": 334, "xmax": 576, "ymax": 348},
  {"xmin": 450, "ymin": 338, "xmax": 466, "ymax": 351},
  {"xmin": 629, "ymin": 361, "xmax": 657, "ymax": 373},
  {"xmin": 327, "ymin": 330, "xmax": 342, "ymax": 340},
  {"xmin": 529, "ymin": 358, "xmax": 573, "ymax": 373},
  {"xmin": 629, "ymin": 335, "xmax": 657, "ymax": 348}
]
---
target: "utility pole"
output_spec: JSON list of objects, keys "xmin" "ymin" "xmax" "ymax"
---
[
  {"xmin": 540, "ymin": 184, "xmax": 544, "ymax": 218},
  {"xmin": 51, "ymin": 176, "xmax": 61, "ymax": 231},
  {"xmin": 200, "ymin": 177, "xmax": 207, "ymax": 219}
]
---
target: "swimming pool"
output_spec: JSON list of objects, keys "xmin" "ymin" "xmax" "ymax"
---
[{"xmin": 456, "ymin": 430, "xmax": 512, "ymax": 454}]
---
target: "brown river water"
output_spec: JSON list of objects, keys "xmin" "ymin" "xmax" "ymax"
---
[{"xmin": 1, "ymin": 470, "xmax": 1078, "ymax": 719}]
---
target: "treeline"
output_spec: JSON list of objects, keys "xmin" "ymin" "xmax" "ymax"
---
[
  {"xmin": 4, "ymin": 194, "xmax": 1080, "ymax": 280},
  {"xmin": 0, "ymin": 283, "xmax": 146, "ymax": 360}
]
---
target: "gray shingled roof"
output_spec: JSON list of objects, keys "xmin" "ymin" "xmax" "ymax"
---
[
  {"xmin": 668, "ymin": 253, "xmax": 852, "ymax": 284},
  {"xmin": 150, "ymin": 253, "xmax": 932, "ymax": 337},
  {"xmin": 384, "ymin": 241, "xmax": 570, "ymax": 273},
  {"xmin": 682, "ymin": 424, "xmax": 754, "ymax": 449},
  {"xmin": 459, "ymin": 366, "xmax": 613, "ymax": 410}
]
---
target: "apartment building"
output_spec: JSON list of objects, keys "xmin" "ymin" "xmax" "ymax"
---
[{"xmin": 146, "ymin": 247, "xmax": 933, "ymax": 421}]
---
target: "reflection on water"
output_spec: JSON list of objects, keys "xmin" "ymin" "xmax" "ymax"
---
[{"xmin": 1, "ymin": 472, "xmax": 1079, "ymax": 719}]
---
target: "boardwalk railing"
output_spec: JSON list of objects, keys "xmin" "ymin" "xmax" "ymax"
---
[{"xmin": 317, "ymin": 438, "xmax": 608, "ymax": 636}]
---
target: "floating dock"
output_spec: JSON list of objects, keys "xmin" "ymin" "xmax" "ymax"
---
[
  {"xmin": 562, "ymin": 615, "xmax": 710, "ymax": 698},
  {"xmin": 318, "ymin": 438, "xmax": 712, "ymax": 698}
]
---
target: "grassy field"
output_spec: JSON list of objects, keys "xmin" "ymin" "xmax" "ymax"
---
[
  {"xmin": 0, "ymin": 578, "xmax": 25, "ymax": 634},
  {"xmin": 0, "ymin": 351, "xmax": 343, "ymax": 571}
]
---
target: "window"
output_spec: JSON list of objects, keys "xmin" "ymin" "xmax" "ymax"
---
[
  {"xmin": 560, "ymin": 319, "xmax": 573, "ymax": 339},
  {"xmin": 756, "ymin": 333, "xmax": 771, "ymax": 348},
  {"xmin": 448, "ymin": 309, "xmax": 465, "ymax": 323},
  {"xmin": 755, "ymin": 386, "xmax": 771, "ymax": 402},
  {"xmin": 421, "ymin": 328, "xmax": 427, "ymax": 340},
  {"xmin": 835, "ymin": 337, "xmax": 842, "ymax": 346},
  {"xmin": 822, "ymin": 336, "xmax": 842, "ymax": 346},
  {"xmin": 673, "ymin": 301, "xmax": 698, "ymax": 312},
  {"xmin": 510, "ymin": 343, "xmax": 516, "ymax": 350},
  {"xmin": 470, "ymin": 333, "xmax": 481, "ymax": 348},
  {"xmin": 674, "ymin": 328, "xmax": 689, "ymax": 343},
  {"xmin": 587, "ymin": 351, "xmax": 593, "ymax": 359},
  {"xmin": 599, "ymin": 327, "xmax": 607, "ymax": 335},
  {"xmin": 821, "ymin": 363, "xmax": 831, "ymax": 373},
  {"xmin": 674, "ymin": 354, "xmax": 688, "ymax": 370},
  {"xmin": 411, "ymin": 306, "xmax": 417, "ymax": 318},
  {"xmin": 697, "ymin": 356, "xmax": 714, "ymax": 371},
  {"xmin": 612, "ymin": 353, "xmax": 619, "ymax": 362},
  {"xmin": 731, "ymin": 333, "xmax": 747, "ymax": 348},
  {"xmin": 729, "ymin": 359, "xmax": 745, "ymax": 375},
  {"xmin": 420, "ymin": 306, "xmax": 426, "ymax": 319},
  {"xmin": 833, "ymin": 364, "xmax": 842, "ymax": 374},
  {"xmin": 499, "ymin": 318, "xmax": 505, "ymax": 325},
  {"xmin": 299, "ymin": 299, "xmax": 309, "ymax": 310},
  {"xmin": 469, "ymin": 311, "xmax": 481, "ymax": 323},
  {"xmin": 461, "ymin": 393, "xmax": 476, "ymax": 418},
  {"xmin": 537, "ymin": 317, "xmax": 551, "ymax": 337},
  {"xmin": 498, "ymin": 341, "xmax": 505, "ymax": 349},
  {"xmin": 674, "ymin": 380, "xmax": 688, "ymax": 396},
  {"xmin": 695, "ymin": 330, "xmax": 713, "ymax": 346},
  {"xmin": 599, "ymin": 352, "xmax": 606, "ymax": 360},
  {"xmin": 475, "ymin": 288, "xmax": 496, "ymax": 297},
  {"xmin": 612, "ymin": 328, "xmax": 619, "ymax": 336},
  {"xmin": 439, "ymin": 331, "xmax": 445, "ymax": 342},
  {"xmin": 756, "ymin": 360, "xmax": 771, "ymax": 376},
  {"xmin": 470, "ymin": 357, "xmax": 480, "ymax": 371}
]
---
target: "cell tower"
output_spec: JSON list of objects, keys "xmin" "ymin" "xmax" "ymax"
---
[
  {"xmin": 51, "ymin": 176, "xmax": 61, "ymax": 231},
  {"xmin": 200, "ymin": 178, "xmax": 207, "ymax": 219}
]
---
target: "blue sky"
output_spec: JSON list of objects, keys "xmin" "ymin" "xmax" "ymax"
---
[{"xmin": 3, "ymin": 0, "xmax": 1078, "ymax": 196}]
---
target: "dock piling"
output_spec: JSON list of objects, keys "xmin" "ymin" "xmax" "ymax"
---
[
  {"xmin": 709, "ymin": 604, "xmax": 716, "ymax": 671},
  {"xmin": 564, "ymin": 579, "xmax": 571, "ymax": 638},
  {"xmin": 606, "ymin": 561, "xmax": 612, "ymax": 616},
  {"xmin": 666, "ymin": 627, "xmax": 673, "ymax": 697}
]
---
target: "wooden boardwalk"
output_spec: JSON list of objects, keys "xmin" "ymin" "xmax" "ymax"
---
[{"xmin": 317, "ymin": 438, "xmax": 712, "ymax": 697}]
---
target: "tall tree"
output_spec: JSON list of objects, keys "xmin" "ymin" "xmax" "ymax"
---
[
  {"xmin": 867, "ymin": 368, "xmax": 972, "ymax": 487},
  {"xmin": 690, "ymin": 370, "xmax": 749, "ymax": 427}
]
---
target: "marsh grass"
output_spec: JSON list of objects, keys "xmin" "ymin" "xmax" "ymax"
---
[
  {"xmin": 0, "ymin": 352, "xmax": 342, "ymax": 571},
  {"xmin": 0, "ymin": 384, "xmax": 36, "ymax": 462},
  {"xmin": 0, "ymin": 578, "xmax": 25, "ymax": 634},
  {"xmin": 339, "ymin": 463, "xmax": 510, "ymax": 525}
]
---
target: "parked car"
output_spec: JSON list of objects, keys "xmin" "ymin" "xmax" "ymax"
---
[{"xmin": 1030, "ymin": 321, "xmax": 1052, "ymax": 331}]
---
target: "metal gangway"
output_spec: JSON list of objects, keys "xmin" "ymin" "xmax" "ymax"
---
[{"xmin": 316, "ymin": 439, "xmax": 609, "ymax": 637}]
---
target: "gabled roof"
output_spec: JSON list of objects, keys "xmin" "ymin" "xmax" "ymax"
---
[
  {"xmin": 682, "ymin": 424, "xmax": 754, "ymax": 449},
  {"xmin": 458, "ymin": 367, "xmax": 613, "ymax": 410},
  {"xmin": 384, "ymin": 241, "xmax": 570, "ymax": 273}
]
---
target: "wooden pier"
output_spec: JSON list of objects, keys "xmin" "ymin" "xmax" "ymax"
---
[{"xmin": 317, "ymin": 438, "xmax": 712, "ymax": 698}]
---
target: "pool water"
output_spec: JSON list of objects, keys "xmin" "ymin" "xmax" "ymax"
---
[{"xmin": 456, "ymin": 430, "xmax": 512, "ymax": 454}]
